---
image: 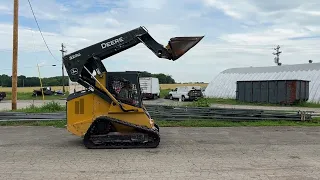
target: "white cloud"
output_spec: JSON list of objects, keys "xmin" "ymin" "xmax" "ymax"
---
[
  {"xmin": 5, "ymin": 0, "xmax": 69, "ymax": 21},
  {"xmin": 220, "ymin": 28, "xmax": 309, "ymax": 45},
  {"xmin": 0, "ymin": 4, "xmax": 10, "ymax": 13},
  {"xmin": 203, "ymin": 0, "xmax": 246, "ymax": 19},
  {"xmin": 127, "ymin": 0, "xmax": 168, "ymax": 10},
  {"xmin": 202, "ymin": 0, "xmax": 320, "ymax": 26}
]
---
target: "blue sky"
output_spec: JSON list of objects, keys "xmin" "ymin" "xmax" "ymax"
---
[{"xmin": 1, "ymin": 0, "xmax": 320, "ymax": 83}]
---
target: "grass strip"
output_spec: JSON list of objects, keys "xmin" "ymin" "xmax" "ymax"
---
[
  {"xmin": 10, "ymin": 101, "xmax": 66, "ymax": 113},
  {"xmin": 190, "ymin": 98, "xmax": 320, "ymax": 108},
  {"xmin": 0, "ymin": 119, "xmax": 319, "ymax": 128}
]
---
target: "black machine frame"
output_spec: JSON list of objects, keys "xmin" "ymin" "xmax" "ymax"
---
[{"xmin": 63, "ymin": 26, "xmax": 203, "ymax": 111}]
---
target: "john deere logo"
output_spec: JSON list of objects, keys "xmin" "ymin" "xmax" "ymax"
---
[
  {"xmin": 75, "ymin": 98, "xmax": 84, "ymax": 114},
  {"xmin": 70, "ymin": 68, "xmax": 78, "ymax": 75}
]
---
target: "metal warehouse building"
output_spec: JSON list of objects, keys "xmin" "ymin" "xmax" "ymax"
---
[{"xmin": 205, "ymin": 62, "xmax": 320, "ymax": 103}]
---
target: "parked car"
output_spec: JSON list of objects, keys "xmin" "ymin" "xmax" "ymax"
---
[
  {"xmin": 32, "ymin": 87, "xmax": 55, "ymax": 96},
  {"xmin": 0, "ymin": 92, "xmax": 6, "ymax": 101},
  {"xmin": 139, "ymin": 77, "xmax": 160, "ymax": 99},
  {"xmin": 168, "ymin": 86, "xmax": 203, "ymax": 101}
]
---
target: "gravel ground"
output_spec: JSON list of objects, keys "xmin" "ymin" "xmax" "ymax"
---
[{"xmin": 0, "ymin": 126, "xmax": 319, "ymax": 180}]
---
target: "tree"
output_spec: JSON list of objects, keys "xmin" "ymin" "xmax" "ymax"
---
[
  {"xmin": 18, "ymin": 75, "xmax": 26, "ymax": 87},
  {"xmin": 153, "ymin": 73, "xmax": 175, "ymax": 84}
]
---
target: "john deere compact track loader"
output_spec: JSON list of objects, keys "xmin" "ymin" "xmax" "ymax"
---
[{"xmin": 63, "ymin": 26, "xmax": 203, "ymax": 149}]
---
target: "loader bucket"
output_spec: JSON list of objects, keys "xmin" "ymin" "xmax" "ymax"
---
[{"xmin": 167, "ymin": 36, "xmax": 204, "ymax": 60}]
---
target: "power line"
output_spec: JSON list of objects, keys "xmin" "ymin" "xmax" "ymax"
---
[
  {"xmin": 27, "ymin": 0, "xmax": 59, "ymax": 62},
  {"xmin": 0, "ymin": 64, "xmax": 61, "ymax": 70},
  {"xmin": 60, "ymin": 43, "xmax": 67, "ymax": 92}
]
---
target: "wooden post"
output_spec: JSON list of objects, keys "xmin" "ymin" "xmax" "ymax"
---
[
  {"xmin": 37, "ymin": 64, "xmax": 45, "ymax": 102},
  {"xmin": 12, "ymin": 0, "xmax": 19, "ymax": 110}
]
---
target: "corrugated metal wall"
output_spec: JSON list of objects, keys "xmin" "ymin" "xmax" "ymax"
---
[
  {"xmin": 236, "ymin": 80, "xmax": 309, "ymax": 104},
  {"xmin": 205, "ymin": 63, "xmax": 320, "ymax": 103}
]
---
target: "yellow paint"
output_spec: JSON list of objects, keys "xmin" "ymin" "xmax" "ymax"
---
[
  {"xmin": 66, "ymin": 90, "xmax": 154, "ymax": 137},
  {"xmin": 95, "ymin": 72, "xmax": 107, "ymax": 90},
  {"xmin": 66, "ymin": 93, "xmax": 95, "ymax": 137}
]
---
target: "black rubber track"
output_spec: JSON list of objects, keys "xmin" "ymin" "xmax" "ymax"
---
[{"xmin": 83, "ymin": 116, "xmax": 160, "ymax": 149}]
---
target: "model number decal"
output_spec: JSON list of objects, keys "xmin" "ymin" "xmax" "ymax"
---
[
  {"xmin": 69, "ymin": 53, "xmax": 81, "ymax": 60},
  {"xmin": 101, "ymin": 37, "xmax": 124, "ymax": 49}
]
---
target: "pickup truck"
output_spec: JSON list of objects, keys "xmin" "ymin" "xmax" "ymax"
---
[
  {"xmin": 168, "ymin": 86, "xmax": 203, "ymax": 101},
  {"xmin": 0, "ymin": 92, "xmax": 6, "ymax": 101}
]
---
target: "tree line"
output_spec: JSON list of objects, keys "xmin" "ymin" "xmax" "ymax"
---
[
  {"xmin": 0, "ymin": 74, "xmax": 69, "ymax": 87},
  {"xmin": 0, "ymin": 72, "xmax": 176, "ymax": 87},
  {"xmin": 139, "ymin": 72, "xmax": 175, "ymax": 84}
]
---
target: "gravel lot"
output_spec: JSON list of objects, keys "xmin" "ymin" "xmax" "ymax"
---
[{"xmin": 0, "ymin": 126, "xmax": 319, "ymax": 179}]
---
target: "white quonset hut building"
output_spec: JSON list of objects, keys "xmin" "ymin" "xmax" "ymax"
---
[{"xmin": 205, "ymin": 62, "xmax": 320, "ymax": 103}]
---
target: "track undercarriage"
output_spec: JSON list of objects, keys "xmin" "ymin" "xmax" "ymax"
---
[{"xmin": 83, "ymin": 116, "xmax": 160, "ymax": 149}]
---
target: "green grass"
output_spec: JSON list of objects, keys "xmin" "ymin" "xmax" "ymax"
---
[
  {"xmin": 0, "ymin": 118, "xmax": 319, "ymax": 128},
  {"xmin": 188, "ymin": 97, "xmax": 320, "ymax": 108},
  {"xmin": 3, "ymin": 92, "xmax": 68, "ymax": 100},
  {"xmin": 160, "ymin": 89, "xmax": 171, "ymax": 98},
  {"xmin": 11, "ymin": 101, "xmax": 66, "ymax": 113}
]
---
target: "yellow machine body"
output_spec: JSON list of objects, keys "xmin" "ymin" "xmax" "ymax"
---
[
  {"xmin": 66, "ymin": 93, "xmax": 154, "ymax": 137},
  {"xmin": 66, "ymin": 72, "xmax": 155, "ymax": 138}
]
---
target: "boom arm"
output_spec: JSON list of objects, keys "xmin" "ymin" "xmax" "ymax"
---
[{"xmin": 63, "ymin": 26, "xmax": 204, "ymax": 83}]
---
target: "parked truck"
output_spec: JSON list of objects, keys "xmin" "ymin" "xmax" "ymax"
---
[
  {"xmin": 139, "ymin": 77, "xmax": 160, "ymax": 99},
  {"xmin": 168, "ymin": 86, "xmax": 203, "ymax": 101}
]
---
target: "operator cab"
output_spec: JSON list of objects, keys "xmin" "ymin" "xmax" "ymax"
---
[{"xmin": 106, "ymin": 71, "xmax": 143, "ymax": 108}]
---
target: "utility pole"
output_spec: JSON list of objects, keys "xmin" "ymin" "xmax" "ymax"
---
[
  {"xmin": 12, "ymin": 0, "xmax": 19, "ymax": 110},
  {"xmin": 273, "ymin": 45, "xmax": 282, "ymax": 66},
  {"xmin": 60, "ymin": 43, "xmax": 66, "ymax": 93}
]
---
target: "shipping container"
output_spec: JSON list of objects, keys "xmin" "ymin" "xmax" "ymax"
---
[{"xmin": 236, "ymin": 80, "xmax": 309, "ymax": 105}]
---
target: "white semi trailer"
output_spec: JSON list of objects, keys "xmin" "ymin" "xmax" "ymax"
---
[{"xmin": 139, "ymin": 77, "xmax": 160, "ymax": 99}]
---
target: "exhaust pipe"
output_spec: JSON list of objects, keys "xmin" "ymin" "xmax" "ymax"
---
[{"xmin": 166, "ymin": 36, "xmax": 204, "ymax": 60}]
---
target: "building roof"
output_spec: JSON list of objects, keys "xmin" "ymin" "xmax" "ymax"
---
[
  {"xmin": 205, "ymin": 62, "xmax": 320, "ymax": 103},
  {"xmin": 222, "ymin": 62, "xmax": 320, "ymax": 74}
]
